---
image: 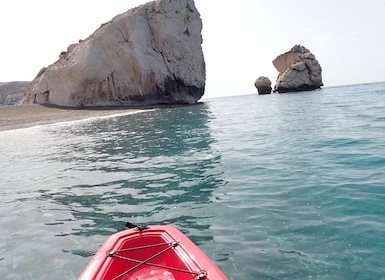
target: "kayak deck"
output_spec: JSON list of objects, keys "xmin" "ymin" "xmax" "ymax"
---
[{"xmin": 78, "ymin": 225, "xmax": 228, "ymax": 280}]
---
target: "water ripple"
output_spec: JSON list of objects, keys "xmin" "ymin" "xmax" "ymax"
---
[{"xmin": 1, "ymin": 84, "xmax": 385, "ymax": 279}]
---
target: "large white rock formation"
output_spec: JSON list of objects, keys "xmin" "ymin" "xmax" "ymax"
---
[
  {"xmin": 273, "ymin": 45, "xmax": 322, "ymax": 93},
  {"xmin": 21, "ymin": 0, "xmax": 205, "ymax": 107}
]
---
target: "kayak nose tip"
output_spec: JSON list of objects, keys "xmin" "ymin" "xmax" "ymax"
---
[{"xmin": 171, "ymin": 240, "xmax": 180, "ymax": 247}]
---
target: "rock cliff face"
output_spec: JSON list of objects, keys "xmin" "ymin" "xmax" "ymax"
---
[
  {"xmin": 21, "ymin": 0, "xmax": 205, "ymax": 107},
  {"xmin": 0, "ymin": 81, "xmax": 30, "ymax": 105},
  {"xmin": 273, "ymin": 45, "xmax": 322, "ymax": 93}
]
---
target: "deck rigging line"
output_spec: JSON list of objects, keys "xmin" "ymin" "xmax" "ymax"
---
[{"xmin": 108, "ymin": 239, "xmax": 207, "ymax": 280}]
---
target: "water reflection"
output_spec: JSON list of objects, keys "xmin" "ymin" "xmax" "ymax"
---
[
  {"xmin": 0, "ymin": 103, "xmax": 228, "ymax": 279},
  {"xmin": 44, "ymin": 103, "xmax": 225, "ymax": 246}
]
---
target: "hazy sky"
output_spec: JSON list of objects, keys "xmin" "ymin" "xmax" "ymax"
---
[{"xmin": 1, "ymin": 0, "xmax": 385, "ymax": 99}]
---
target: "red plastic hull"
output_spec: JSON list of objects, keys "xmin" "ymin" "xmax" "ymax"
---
[{"xmin": 78, "ymin": 225, "xmax": 228, "ymax": 280}]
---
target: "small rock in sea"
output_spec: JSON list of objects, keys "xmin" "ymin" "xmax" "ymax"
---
[{"xmin": 254, "ymin": 76, "xmax": 272, "ymax": 95}]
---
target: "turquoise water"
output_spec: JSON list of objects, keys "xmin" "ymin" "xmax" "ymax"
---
[{"xmin": 1, "ymin": 82, "xmax": 385, "ymax": 279}]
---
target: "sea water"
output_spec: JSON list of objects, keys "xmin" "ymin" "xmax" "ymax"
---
[{"xmin": 1, "ymin": 82, "xmax": 385, "ymax": 279}]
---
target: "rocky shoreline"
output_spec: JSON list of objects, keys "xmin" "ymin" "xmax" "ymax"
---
[{"xmin": 0, "ymin": 104, "xmax": 143, "ymax": 132}]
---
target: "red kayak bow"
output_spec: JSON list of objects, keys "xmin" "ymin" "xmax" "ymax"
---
[{"xmin": 78, "ymin": 225, "xmax": 228, "ymax": 280}]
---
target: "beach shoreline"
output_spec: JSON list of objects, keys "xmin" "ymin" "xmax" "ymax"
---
[{"xmin": 0, "ymin": 104, "xmax": 145, "ymax": 131}]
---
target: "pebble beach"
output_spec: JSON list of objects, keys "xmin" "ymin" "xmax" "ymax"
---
[{"xmin": 0, "ymin": 104, "xmax": 142, "ymax": 131}]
